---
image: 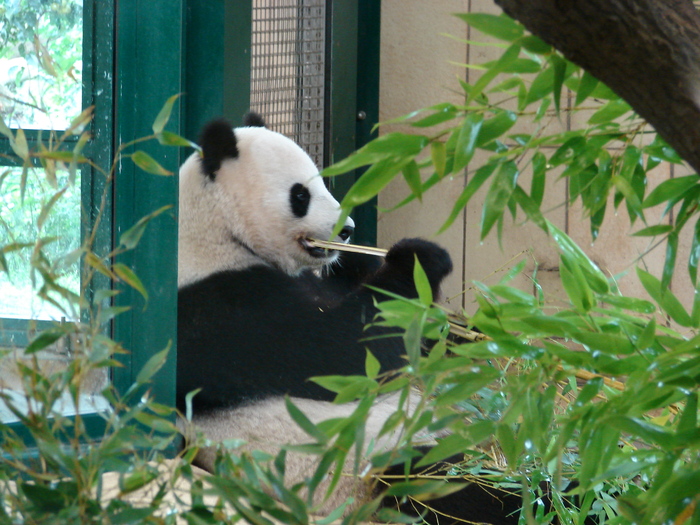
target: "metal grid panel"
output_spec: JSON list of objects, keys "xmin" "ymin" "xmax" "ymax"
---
[{"xmin": 250, "ymin": 0, "xmax": 326, "ymax": 167}]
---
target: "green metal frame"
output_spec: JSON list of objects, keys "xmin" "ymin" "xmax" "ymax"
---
[
  {"xmin": 111, "ymin": 0, "xmax": 184, "ymax": 405},
  {"xmin": 325, "ymin": 0, "xmax": 381, "ymax": 246}
]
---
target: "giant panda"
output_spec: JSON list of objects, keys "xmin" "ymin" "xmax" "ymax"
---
[{"xmin": 176, "ymin": 114, "xmax": 535, "ymax": 525}]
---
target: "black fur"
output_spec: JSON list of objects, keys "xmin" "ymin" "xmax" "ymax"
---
[
  {"xmin": 177, "ymin": 238, "xmax": 451, "ymax": 412},
  {"xmin": 289, "ymin": 183, "xmax": 311, "ymax": 218},
  {"xmin": 243, "ymin": 112, "xmax": 266, "ymax": 127},
  {"xmin": 199, "ymin": 119, "xmax": 239, "ymax": 178}
]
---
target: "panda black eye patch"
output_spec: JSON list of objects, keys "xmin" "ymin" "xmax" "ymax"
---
[{"xmin": 290, "ymin": 183, "xmax": 311, "ymax": 218}]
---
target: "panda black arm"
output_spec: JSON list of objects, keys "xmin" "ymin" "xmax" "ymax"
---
[
  {"xmin": 177, "ymin": 266, "xmax": 409, "ymax": 412},
  {"xmin": 177, "ymin": 239, "xmax": 452, "ymax": 413}
]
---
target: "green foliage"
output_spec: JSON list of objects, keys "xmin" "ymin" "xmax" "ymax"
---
[{"xmin": 318, "ymin": 11, "xmax": 700, "ymax": 525}]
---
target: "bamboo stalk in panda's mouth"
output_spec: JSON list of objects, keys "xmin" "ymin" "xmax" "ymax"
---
[{"xmin": 306, "ymin": 238, "xmax": 388, "ymax": 257}]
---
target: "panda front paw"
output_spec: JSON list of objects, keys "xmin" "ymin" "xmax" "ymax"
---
[
  {"xmin": 386, "ymin": 238, "xmax": 453, "ymax": 283},
  {"xmin": 370, "ymin": 238, "xmax": 452, "ymax": 299}
]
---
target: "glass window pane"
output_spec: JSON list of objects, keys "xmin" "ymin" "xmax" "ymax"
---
[
  {"xmin": 0, "ymin": 167, "xmax": 81, "ymax": 320},
  {"xmin": 0, "ymin": 0, "xmax": 83, "ymax": 130}
]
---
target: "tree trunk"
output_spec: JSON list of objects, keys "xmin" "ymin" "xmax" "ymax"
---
[{"xmin": 494, "ymin": 0, "xmax": 700, "ymax": 174}]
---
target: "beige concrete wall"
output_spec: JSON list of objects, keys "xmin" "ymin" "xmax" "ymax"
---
[{"xmin": 377, "ymin": 0, "xmax": 684, "ymax": 316}]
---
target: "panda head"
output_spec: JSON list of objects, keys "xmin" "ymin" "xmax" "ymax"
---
[{"xmin": 178, "ymin": 114, "xmax": 354, "ymax": 286}]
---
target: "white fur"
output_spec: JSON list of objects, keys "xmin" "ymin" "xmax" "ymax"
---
[
  {"xmin": 178, "ymin": 125, "xmax": 354, "ymax": 287},
  {"xmin": 184, "ymin": 391, "xmax": 429, "ymax": 513}
]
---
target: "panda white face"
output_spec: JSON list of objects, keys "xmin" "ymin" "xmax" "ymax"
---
[{"xmin": 178, "ymin": 118, "xmax": 354, "ymax": 286}]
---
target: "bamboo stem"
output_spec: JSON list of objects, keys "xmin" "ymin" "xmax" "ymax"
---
[{"xmin": 306, "ymin": 238, "xmax": 388, "ymax": 257}]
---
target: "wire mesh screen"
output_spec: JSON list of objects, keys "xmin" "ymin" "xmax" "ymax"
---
[{"xmin": 250, "ymin": 0, "xmax": 326, "ymax": 167}]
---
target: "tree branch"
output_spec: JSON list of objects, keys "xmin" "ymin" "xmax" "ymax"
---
[{"xmin": 494, "ymin": 0, "xmax": 700, "ymax": 174}]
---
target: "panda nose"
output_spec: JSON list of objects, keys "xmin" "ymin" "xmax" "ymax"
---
[{"xmin": 338, "ymin": 225, "xmax": 354, "ymax": 242}]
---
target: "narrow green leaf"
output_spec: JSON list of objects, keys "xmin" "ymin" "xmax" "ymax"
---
[
  {"xmin": 588, "ymin": 99, "xmax": 631, "ymax": 125},
  {"xmin": 37, "ymin": 188, "xmax": 67, "ymax": 232},
  {"xmin": 64, "ymin": 106, "xmax": 94, "ymax": 136},
  {"xmin": 456, "ymin": 13, "xmax": 524, "ymax": 42},
  {"xmin": 438, "ymin": 162, "xmax": 497, "ymax": 234},
  {"xmin": 560, "ymin": 252, "xmax": 594, "ymax": 312},
  {"xmin": 475, "ymin": 110, "xmax": 517, "ymax": 147},
  {"xmin": 512, "ymin": 185, "xmax": 548, "ymax": 233},
  {"xmin": 550, "ymin": 54, "xmax": 567, "ymax": 115},
  {"xmin": 152, "ymin": 93, "xmax": 181, "ymax": 134},
  {"xmin": 34, "ymin": 150, "xmax": 89, "ymax": 163},
  {"xmin": 530, "ymin": 151, "xmax": 546, "ymax": 207},
  {"xmin": 468, "ymin": 43, "xmax": 521, "ymax": 104},
  {"xmin": 365, "ymin": 350, "xmax": 380, "ymax": 380},
  {"xmin": 410, "ymin": 105, "xmax": 457, "ymax": 127},
  {"xmin": 632, "ymin": 224, "xmax": 673, "ymax": 237},
  {"xmin": 340, "ymin": 156, "xmax": 413, "ymax": 208},
  {"xmin": 114, "ymin": 263, "xmax": 148, "ymax": 301},
  {"xmin": 285, "ymin": 397, "xmax": 328, "ymax": 443},
  {"xmin": 25, "ymin": 327, "xmax": 68, "ymax": 355},
  {"xmin": 13, "ymin": 128, "xmax": 29, "ymax": 161},
  {"xmin": 323, "ymin": 133, "xmax": 428, "ymax": 178},
  {"xmin": 130, "ymin": 151, "xmax": 173, "ymax": 176},
  {"xmin": 119, "ymin": 205, "xmax": 173, "ymax": 250},
  {"xmin": 430, "ymin": 142, "xmax": 446, "ymax": 180},
  {"xmin": 119, "ymin": 468, "xmax": 160, "ymax": 494},
  {"xmin": 575, "ymin": 70, "xmax": 600, "ymax": 106},
  {"xmin": 637, "ymin": 267, "xmax": 692, "ymax": 326},
  {"xmin": 157, "ymin": 130, "xmax": 200, "ymax": 151},
  {"xmin": 642, "ymin": 175, "xmax": 700, "ymax": 209},
  {"xmin": 689, "ymin": 218, "xmax": 700, "ymax": 285},
  {"xmin": 413, "ymin": 256, "xmax": 433, "ymax": 307},
  {"xmin": 599, "ymin": 294, "xmax": 655, "ymax": 314},
  {"xmin": 525, "ymin": 67, "xmax": 555, "ymax": 106},
  {"xmin": 661, "ymin": 232, "xmax": 678, "ymax": 293},
  {"xmin": 135, "ymin": 345, "xmax": 170, "ymax": 384},
  {"xmin": 549, "ymin": 221, "xmax": 609, "ymax": 294},
  {"xmin": 481, "ymin": 161, "xmax": 519, "ymax": 240},
  {"xmin": 453, "ymin": 112, "xmax": 483, "ymax": 173},
  {"xmin": 415, "ymin": 434, "xmax": 469, "ymax": 468}
]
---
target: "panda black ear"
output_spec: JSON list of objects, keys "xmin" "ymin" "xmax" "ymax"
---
[
  {"xmin": 243, "ymin": 112, "xmax": 266, "ymax": 128},
  {"xmin": 199, "ymin": 118, "xmax": 239, "ymax": 179}
]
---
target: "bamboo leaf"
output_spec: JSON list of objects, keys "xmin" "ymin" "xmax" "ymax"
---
[
  {"xmin": 530, "ymin": 151, "xmax": 546, "ymax": 207},
  {"xmin": 25, "ymin": 327, "xmax": 69, "ymax": 355},
  {"xmin": 130, "ymin": 151, "xmax": 173, "ymax": 176},
  {"xmin": 119, "ymin": 205, "xmax": 172, "ymax": 250},
  {"xmin": 632, "ymin": 224, "xmax": 673, "ymax": 237},
  {"xmin": 438, "ymin": 162, "xmax": 497, "ymax": 234},
  {"xmin": 661, "ymin": 231, "xmax": 678, "ymax": 293},
  {"xmin": 401, "ymin": 159, "xmax": 423, "ymax": 201},
  {"xmin": 575, "ymin": 70, "xmax": 599, "ymax": 106},
  {"xmin": 588, "ymin": 99, "xmax": 631, "ymax": 125},
  {"xmin": 453, "ymin": 112, "xmax": 483, "ymax": 173},
  {"xmin": 37, "ymin": 188, "xmax": 67, "ymax": 232},
  {"xmin": 637, "ymin": 267, "xmax": 692, "ymax": 327},
  {"xmin": 456, "ymin": 13, "xmax": 524, "ymax": 42},
  {"xmin": 481, "ymin": 161, "xmax": 519, "ymax": 240},
  {"xmin": 689, "ymin": 218, "xmax": 700, "ymax": 285},
  {"xmin": 549, "ymin": 54, "xmax": 567, "ymax": 115},
  {"xmin": 340, "ymin": 156, "xmax": 413, "ymax": 208},
  {"xmin": 157, "ymin": 130, "xmax": 200, "ymax": 151},
  {"xmin": 365, "ymin": 350, "xmax": 380, "ymax": 380},
  {"xmin": 549, "ymin": 222, "xmax": 609, "ymax": 294},
  {"xmin": 135, "ymin": 345, "xmax": 170, "ymax": 384},
  {"xmin": 152, "ymin": 93, "xmax": 181, "ymax": 134},
  {"xmin": 642, "ymin": 175, "xmax": 700, "ymax": 209},
  {"xmin": 413, "ymin": 256, "xmax": 433, "ymax": 307},
  {"xmin": 430, "ymin": 142, "xmax": 446, "ymax": 179},
  {"xmin": 13, "ymin": 128, "xmax": 29, "ymax": 161},
  {"xmin": 512, "ymin": 185, "xmax": 548, "ymax": 233},
  {"xmin": 114, "ymin": 263, "xmax": 148, "ymax": 301},
  {"xmin": 285, "ymin": 397, "xmax": 328, "ymax": 443},
  {"xmin": 475, "ymin": 110, "xmax": 517, "ymax": 147},
  {"xmin": 467, "ymin": 43, "xmax": 521, "ymax": 105},
  {"xmin": 323, "ymin": 133, "xmax": 428, "ymax": 178}
]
